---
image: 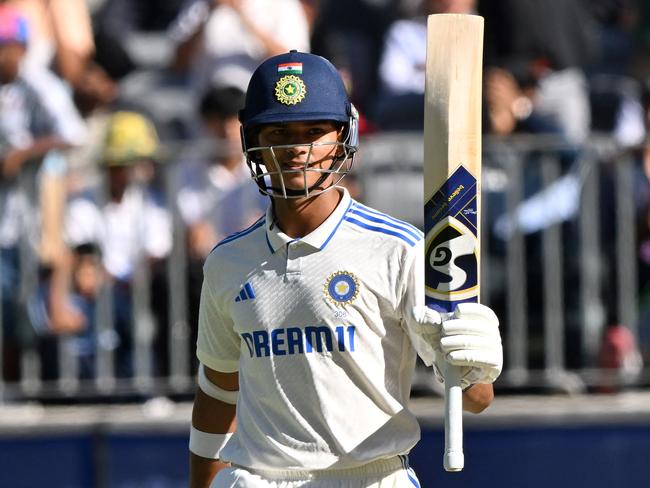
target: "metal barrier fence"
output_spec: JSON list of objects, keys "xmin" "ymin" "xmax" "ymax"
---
[
  {"xmin": 0, "ymin": 133, "xmax": 647, "ymax": 402},
  {"xmin": 360, "ymin": 133, "xmax": 647, "ymax": 392}
]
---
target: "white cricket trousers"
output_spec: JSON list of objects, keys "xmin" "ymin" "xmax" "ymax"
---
[{"xmin": 211, "ymin": 456, "xmax": 421, "ymax": 488}]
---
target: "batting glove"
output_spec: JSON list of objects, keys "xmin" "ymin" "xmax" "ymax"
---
[
  {"xmin": 408, "ymin": 305, "xmax": 443, "ymax": 367},
  {"xmin": 439, "ymin": 303, "xmax": 503, "ymax": 388}
]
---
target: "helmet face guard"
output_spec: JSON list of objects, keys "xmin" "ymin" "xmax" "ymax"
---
[
  {"xmin": 241, "ymin": 112, "xmax": 359, "ymax": 198},
  {"xmin": 239, "ymin": 51, "xmax": 359, "ymax": 199}
]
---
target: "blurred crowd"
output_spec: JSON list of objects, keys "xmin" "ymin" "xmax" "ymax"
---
[{"xmin": 1, "ymin": 0, "xmax": 650, "ymax": 391}]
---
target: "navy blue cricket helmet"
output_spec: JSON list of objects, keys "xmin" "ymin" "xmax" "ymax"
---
[{"xmin": 239, "ymin": 51, "xmax": 359, "ymax": 199}]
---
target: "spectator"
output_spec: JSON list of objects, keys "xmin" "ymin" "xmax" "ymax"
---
[
  {"xmin": 66, "ymin": 60, "xmax": 120, "ymax": 193},
  {"xmin": 481, "ymin": 1, "xmax": 644, "ymax": 143},
  {"xmin": 98, "ymin": 0, "xmax": 310, "ymax": 140},
  {"xmin": 0, "ymin": 2, "xmax": 91, "ymax": 266},
  {"xmin": 175, "ymin": 83, "xmax": 265, "ymax": 361},
  {"xmin": 598, "ymin": 323, "xmax": 643, "ymax": 392},
  {"xmin": 94, "ymin": 0, "xmax": 183, "ymax": 37},
  {"xmin": 584, "ymin": 1, "xmax": 646, "ymax": 148},
  {"xmin": 311, "ymin": 0, "xmax": 396, "ymax": 116},
  {"xmin": 168, "ymin": 0, "xmax": 310, "ymax": 93},
  {"xmin": 6, "ymin": 0, "xmax": 95, "ymax": 87},
  {"xmin": 484, "ymin": 67, "xmax": 565, "ymax": 137},
  {"xmin": 3, "ymin": 1, "xmax": 99, "ymax": 267},
  {"xmin": 28, "ymin": 243, "xmax": 104, "ymax": 380},
  {"xmin": 92, "ymin": 0, "xmax": 185, "ymax": 81},
  {"xmin": 64, "ymin": 111, "xmax": 172, "ymax": 377},
  {"xmin": 476, "ymin": 0, "xmax": 599, "ymax": 375},
  {"xmin": 374, "ymin": 0, "xmax": 476, "ymax": 130},
  {"xmin": 176, "ymin": 84, "xmax": 266, "ymax": 261},
  {"xmin": 0, "ymin": 5, "xmax": 86, "ymax": 380},
  {"xmin": 379, "ymin": 0, "xmax": 476, "ymax": 97},
  {"xmin": 479, "ymin": 0, "xmax": 596, "ymax": 144}
]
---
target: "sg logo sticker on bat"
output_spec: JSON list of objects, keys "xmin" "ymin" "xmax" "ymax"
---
[{"xmin": 425, "ymin": 217, "xmax": 478, "ymax": 299}]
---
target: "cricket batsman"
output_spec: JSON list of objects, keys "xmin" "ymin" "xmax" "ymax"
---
[{"xmin": 189, "ymin": 51, "xmax": 503, "ymax": 487}]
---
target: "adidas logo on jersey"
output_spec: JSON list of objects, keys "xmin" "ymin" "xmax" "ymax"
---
[{"xmin": 235, "ymin": 282, "xmax": 256, "ymax": 302}]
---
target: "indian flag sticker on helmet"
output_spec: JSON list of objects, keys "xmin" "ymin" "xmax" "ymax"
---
[
  {"xmin": 277, "ymin": 62, "xmax": 303, "ymax": 74},
  {"xmin": 275, "ymin": 75, "xmax": 306, "ymax": 105}
]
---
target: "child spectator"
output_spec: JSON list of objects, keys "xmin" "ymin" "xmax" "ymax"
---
[
  {"xmin": 28, "ymin": 243, "xmax": 104, "ymax": 380},
  {"xmin": 64, "ymin": 111, "xmax": 171, "ymax": 378}
]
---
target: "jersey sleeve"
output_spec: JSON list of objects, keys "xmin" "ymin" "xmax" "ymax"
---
[
  {"xmin": 196, "ymin": 259, "xmax": 241, "ymax": 373},
  {"xmin": 398, "ymin": 239, "xmax": 437, "ymax": 366}
]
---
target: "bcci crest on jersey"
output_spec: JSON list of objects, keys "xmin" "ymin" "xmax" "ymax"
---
[{"xmin": 324, "ymin": 271, "xmax": 360, "ymax": 306}]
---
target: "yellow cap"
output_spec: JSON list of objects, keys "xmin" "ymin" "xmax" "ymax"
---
[{"xmin": 102, "ymin": 111, "xmax": 159, "ymax": 166}]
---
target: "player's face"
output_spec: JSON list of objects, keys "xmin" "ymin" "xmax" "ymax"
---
[
  {"xmin": 204, "ymin": 114, "xmax": 241, "ymax": 160},
  {"xmin": 73, "ymin": 253, "xmax": 103, "ymax": 298},
  {"xmin": 256, "ymin": 120, "xmax": 343, "ymax": 193},
  {"xmin": 106, "ymin": 165, "xmax": 131, "ymax": 200},
  {"xmin": 0, "ymin": 42, "xmax": 24, "ymax": 84}
]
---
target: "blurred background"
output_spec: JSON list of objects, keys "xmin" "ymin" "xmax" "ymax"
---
[{"xmin": 1, "ymin": 0, "xmax": 650, "ymax": 486}]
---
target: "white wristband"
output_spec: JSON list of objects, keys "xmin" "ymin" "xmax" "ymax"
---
[
  {"xmin": 198, "ymin": 363, "xmax": 239, "ymax": 404},
  {"xmin": 189, "ymin": 426, "xmax": 233, "ymax": 459}
]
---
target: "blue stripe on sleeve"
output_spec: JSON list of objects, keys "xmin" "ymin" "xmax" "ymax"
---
[
  {"xmin": 244, "ymin": 282, "xmax": 256, "ymax": 299},
  {"xmin": 344, "ymin": 216, "xmax": 417, "ymax": 246},
  {"xmin": 407, "ymin": 468, "xmax": 421, "ymax": 488},
  {"xmin": 353, "ymin": 202, "xmax": 423, "ymax": 236},
  {"xmin": 348, "ymin": 207, "xmax": 422, "ymax": 241},
  {"xmin": 399, "ymin": 455, "xmax": 421, "ymax": 488}
]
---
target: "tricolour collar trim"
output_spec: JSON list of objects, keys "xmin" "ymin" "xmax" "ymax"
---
[
  {"xmin": 210, "ymin": 216, "xmax": 266, "ymax": 253},
  {"xmin": 265, "ymin": 187, "xmax": 352, "ymax": 253}
]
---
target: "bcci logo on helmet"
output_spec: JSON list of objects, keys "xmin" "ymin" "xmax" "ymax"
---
[
  {"xmin": 324, "ymin": 271, "xmax": 360, "ymax": 306},
  {"xmin": 425, "ymin": 217, "xmax": 478, "ymax": 301},
  {"xmin": 275, "ymin": 75, "xmax": 306, "ymax": 105}
]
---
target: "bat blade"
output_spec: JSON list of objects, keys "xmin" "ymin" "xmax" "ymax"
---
[{"xmin": 423, "ymin": 13, "xmax": 484, "ymax": 473}]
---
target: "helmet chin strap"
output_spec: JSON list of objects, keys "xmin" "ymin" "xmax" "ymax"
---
[
  {"xmin": 282, "ymin": 172, "xmax": 331, "ymax": 198},
  {"xmin": 260, "ymin": 168, "xmax": 333, "ymax": 198},
  {"xmin": 250, "ymin": 145, "xmax": 352, "ymax": 199}
]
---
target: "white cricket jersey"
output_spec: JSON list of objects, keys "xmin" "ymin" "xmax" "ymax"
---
[{"xmin": 197, "ymin": 187, "xmax": 426, "ymax": 470}]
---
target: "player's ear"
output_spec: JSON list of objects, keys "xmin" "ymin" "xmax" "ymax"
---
[
  {"xmin": 243, "ymin": 126, "xmax": 264, "ymax": 162},
  {"xmin": 335, "ymin": 123, "xmax": 347, "ymax": 153},
  {"xmin": 337, "ymin": 123, "xmax": 345, "ymax": 137},
  {"xmin": 253, "ymin": 127, "xmax": 268, "ymax": 161}
]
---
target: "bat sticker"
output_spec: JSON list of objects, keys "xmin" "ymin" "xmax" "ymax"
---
[
  {"xmin": 428, "ymin": 230, "xmax": 475, "ymax": 291},
  {"xmin": 424, "ymin": 165, "xmax": 478, "ymax": 311}
]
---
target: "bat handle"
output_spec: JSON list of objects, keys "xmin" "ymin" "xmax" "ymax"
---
[{"xmin": 443, "ymin": 363, "xmax": 464, "ymax": 472}]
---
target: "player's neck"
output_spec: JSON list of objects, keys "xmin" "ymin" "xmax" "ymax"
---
[{"xmin": 272, "ymin": 188, "xmax": 342, "ymax": 238}]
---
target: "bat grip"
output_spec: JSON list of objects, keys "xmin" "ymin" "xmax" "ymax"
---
[{"xmin": 444, "ymin": 363, "xmax": 464, "ymax": 472}]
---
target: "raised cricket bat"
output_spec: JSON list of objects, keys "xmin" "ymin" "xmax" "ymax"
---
[{"xmin": 423, "ymin": 14, "xmax": 484, "ymax": 472}]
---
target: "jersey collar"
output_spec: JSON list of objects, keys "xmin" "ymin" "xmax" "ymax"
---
[{"xmin": 265, "ymin": 187, "xmax": 352, "ymax": 253}]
